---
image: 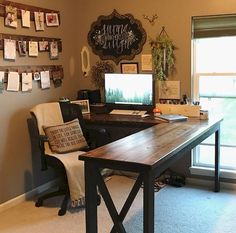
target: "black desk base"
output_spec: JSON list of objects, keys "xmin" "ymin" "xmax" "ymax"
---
[{"xmin": 81, "ymin": 119, "xmax": 221, "ymax": 233}]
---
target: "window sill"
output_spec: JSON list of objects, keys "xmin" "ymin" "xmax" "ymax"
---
[{"xmin": 190, "ymin": 166, "xmax": 236, "ymax": 180}]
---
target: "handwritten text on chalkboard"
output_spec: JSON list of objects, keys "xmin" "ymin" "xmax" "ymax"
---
[{"xmin": 88, "ymin": 10, "xmax": 147, "ymax": 64}]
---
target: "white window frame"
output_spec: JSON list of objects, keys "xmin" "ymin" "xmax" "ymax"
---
[{"xmin": 191, "ymin": 73, "xmax": 236, "ymax": 179}]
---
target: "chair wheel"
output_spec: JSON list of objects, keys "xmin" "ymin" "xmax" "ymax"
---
[
  {"xmin": 35, "ymin": 199, "xmax": 43, "ymax": 207},
  {"xmin": 58, "ymin": 208, "xmax": 66, "ymax": 216}
]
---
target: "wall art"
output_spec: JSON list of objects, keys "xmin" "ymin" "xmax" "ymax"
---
[
  {"xmin": 5, "ymin": 5, "xmax": 17, "ymax": 28},
  {"xmin": 120, "ymin": 62, "xmax": 138, "ymax": 74},
  {"xmin": 46, "ymin": 13, "xmax": 59, "ymax": 26},
  {"xmin": 34, "ymin": 11, "xmax": 44, "ymax": 31},
  {"xmin": 88, "ymin": 9, "xmax": 146, "ymax": 64}
]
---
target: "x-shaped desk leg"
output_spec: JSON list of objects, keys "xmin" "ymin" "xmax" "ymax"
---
[
  {"xmin": 96, "ymin": 168, "xmax": 144, "ymax": 233},
  {"xmin": 84, "ymin": 162, "xmax": 154, "ymax": 233}
]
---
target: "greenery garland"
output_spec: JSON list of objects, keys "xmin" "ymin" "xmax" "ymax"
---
[
  {"xmin": 91, "ymin": 61, "xmax": 114, "ymax": 88},
  {"xmin": 149, "ymin": 27, "xmax": 176, "ymax": 81}
]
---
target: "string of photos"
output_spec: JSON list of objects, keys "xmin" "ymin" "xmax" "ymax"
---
[
  {"xmin": 0, "ymin": 1, "xmax": 60, "ymax": 31},
  {"xmin": 1, "ymin": 35, "xmax": 61, "ymax": 60},
  {"xmin": 0, "ymin": 65, "xmax": 63, "ymax": 93}
]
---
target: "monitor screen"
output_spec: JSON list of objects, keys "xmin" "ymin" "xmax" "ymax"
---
[{"xmin": 104, "ymin": 73, "xmax": 154, "ymax": 107}]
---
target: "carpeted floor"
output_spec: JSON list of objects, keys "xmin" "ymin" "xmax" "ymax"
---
[{"xmin": 1, "ymin": 175, "xmax": 236, "ymax": 233}]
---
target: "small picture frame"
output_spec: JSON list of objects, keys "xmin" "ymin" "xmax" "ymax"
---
[
  {"xmin": 141, "ymin": 54, "xmax": 153, "ymax": 71},
  {"xmin": 18, "ymin": 41, "xmax": 27, "ymax": 56},
  {"xmin": 34, "ymin": 12, "xmax": 45, "ymax": 31},
  {"xmin": 39, "ymin": 41, "xmax": 49, "ymax": 51},
  {"xmin": 46, "ymin": 13, "xmax": 59, "ymax": 26},
  {"xmin": 5, "ymin": 5, "xmax": 17, "ymax": 28},
  {"xmin": 120, "ymin": 62, "xmax": 139, "ymax": 74},
  {"xmin": 49, "ymin": 41, "xmax": 59, "ymax": 59},
  {"xmin": 28, "ymin": 41, "xmax": 38, "ymax": 57},
  {"xmin": 33, "ymin": 72, "xmax": 40, "ymax": 81},
  {"xmin": 71, "ymin": 99, "xmax": 90, "ymax": 114},
  {"xmin": 158, "ymin": 80, "xmax": 181, "ymax": 100}
]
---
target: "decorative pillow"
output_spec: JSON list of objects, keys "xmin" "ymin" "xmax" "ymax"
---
[{"xmin": 43, "ymin": 119, "xmax": 88, "ymax": 153}]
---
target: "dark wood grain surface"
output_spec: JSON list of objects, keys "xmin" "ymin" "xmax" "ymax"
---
[
  {"xmin": 81, "ymin": 116, "xmax": 222, "ymax": 233},
  {"xmin": 83, "ymin": 113, "xmax": 159, "ymax": 127},
  {"xmin": 80, "ymin": 117, "xmax": 222, "ymax": 169}
]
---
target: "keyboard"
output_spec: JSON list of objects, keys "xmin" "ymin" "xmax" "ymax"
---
[{"xmin": 109, "ymin": 109, "xmax": 147, "ymax": 116}]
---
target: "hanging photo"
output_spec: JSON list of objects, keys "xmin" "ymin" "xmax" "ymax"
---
[
  {"xmin": 39, "ymin": 41, "xmax": 49, "ymax": 51},
  {"xmin": 40, "ymin": 70, "xmax": 50, "ymax": 89},
  {"xmin": 4, "ymin": 39, "xmax": 16, "ymax": 60},
  {"xmin": 33, "ymin": 72, "xmax": 40, "ymax": 81},
  {"xmin": 21, "ymin": 9, "xmax": 30, "ymax": 28},
  {"xmin": 51, "ymin": 69, "xmax": 63, "ymax": 88},
  {"xmin": 22, "ymin": 73, "xmax": 33, "ymax": 92},
  {"xmin": 28, "ymin": 41, "xmax": 39, "ymax": 57},
  {"xmin": 45, "ymin": 13, "xmax": 59, "ymax": 26},
  {"xmin": 18, "ymin": 41, "xmax": 27, "ymax": 56},
  {"xmin": 34, "ymin": 12, "xmax": 44, "ymax": 31},
  {"xmin": 7, "ymin": 72, "xmax": 20, "ymax": 92},
  {"xmin": 5, "ymin": 5, "xmax": 18, "ymax": 28},
  {"xmin": 0, "ymin": 71, "xmax": 4, "ymax": 93},
  {"xmin": 49, "ymin": 41, "xmax": 59, "ymax": 59}
]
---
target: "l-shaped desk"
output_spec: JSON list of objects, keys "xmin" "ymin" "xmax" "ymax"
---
[{"xmin": 80, "ymin": 114, "xmax": 222, "ymax": 233}]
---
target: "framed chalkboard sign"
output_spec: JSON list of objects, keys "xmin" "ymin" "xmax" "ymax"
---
[{"xmin": 88, "ymin": 10, "xmax": 147, "ymax": 64}]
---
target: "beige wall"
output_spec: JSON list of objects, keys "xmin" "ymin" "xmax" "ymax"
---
[
  {"xmin": 1, "ymin": 0, "xmax": 236, "ymax": 204},
  {"xmin": 78, "ymin": 0, "xmax": 236, "ymax": 95},
  {"xmin": 0, "ymin": 0, "xmax": 82, "ymax": 204}
]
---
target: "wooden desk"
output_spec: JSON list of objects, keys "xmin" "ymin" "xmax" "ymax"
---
[
  {"xmin": 83, "ymin": 112, "xmax": 160, "ymax": 126},
  {"xmin": 79, "ymin": 117, "xmax": 222, "ymax": 233},
  {"xmin": 83, "ymin": 113, "xmax": 159, "ymax": 142}
]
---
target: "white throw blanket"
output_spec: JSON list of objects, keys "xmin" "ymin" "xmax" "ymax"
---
[{"xmin": 30, "ymin": 102, "xmax": 86, "ymax": 207}]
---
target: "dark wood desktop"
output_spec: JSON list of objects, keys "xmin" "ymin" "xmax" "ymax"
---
[
  {"xmin": 80, "ymin": 115, "xmax": 222, "ymax": 233},
  {"xmin": 83, "ymin": 112, "xmax": 158, "ymax": 123},
  {"xmin": 83, "ymin": 113, "xmax": 160, "ymax": 142}
]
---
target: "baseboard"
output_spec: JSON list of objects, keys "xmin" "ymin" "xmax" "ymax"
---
[
  {"xmin": 186, "ymin": 177, "xmax": 236, "ymax": 191},
  {"xmin": 0, "ymin": 179, "xmax": 58, "ymax": 214}
]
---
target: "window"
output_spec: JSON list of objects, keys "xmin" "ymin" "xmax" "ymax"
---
[{"xmin": 192, "ymin": 16, "xmax": 236, "ymax": 177}]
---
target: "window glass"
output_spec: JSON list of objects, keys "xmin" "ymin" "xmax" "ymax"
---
[
  {"xmin": 195, "ymin": 37, "xmax": 236, "ymax": 73},
  {"xmin": 193, "ymin": 36, "xmax": 236, "ymax": 171}
]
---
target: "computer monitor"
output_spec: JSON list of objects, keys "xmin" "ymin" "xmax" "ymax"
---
[{"xmin": 104, "ymin": 73, "xmax": 154, "ymax": 111}]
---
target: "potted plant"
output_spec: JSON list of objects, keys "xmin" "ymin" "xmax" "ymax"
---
[{"xmin": 149, "ymin": 27, "xmax": 176, "ymax": 81}]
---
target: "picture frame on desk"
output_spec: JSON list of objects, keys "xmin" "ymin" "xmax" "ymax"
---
[
  {"xmin": 71, "ymin": 99, "xmax": 90, "ymax": 114},
  {"xmin": 120, "ymin": 62, "xmax": 139, "ymax": 74},
  {"xmin": 158, "ymin": 80, "xmax": 180, "ymax": 100}
]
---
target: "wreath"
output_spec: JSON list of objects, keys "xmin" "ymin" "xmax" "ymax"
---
[
  {"xmin": 149, "ymin": 27, "xmax": 176, "ymax": 81},
  {"xmin": 91, "ymin": 61, "xmax": 114, "ymax": 88}
]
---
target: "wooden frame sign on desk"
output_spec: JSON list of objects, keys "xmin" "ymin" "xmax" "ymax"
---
[{"xmin": 79, "ymin": 117, "xmax": 222, "ymax": 233}]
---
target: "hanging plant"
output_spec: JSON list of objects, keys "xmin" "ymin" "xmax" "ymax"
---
[
  {"xmin": 149, "ymin": 27, "xmax": 176, "ymax": 81},
  {"xmin": 91, "ymin": 61, "xmax": 114, "ymax": 88}
]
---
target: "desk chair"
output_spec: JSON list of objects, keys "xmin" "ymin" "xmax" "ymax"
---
[{"xmin": 29, "ymin": 102, "xmax": 110, "ymax": 216}]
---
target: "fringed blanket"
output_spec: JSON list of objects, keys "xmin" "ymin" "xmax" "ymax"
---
[{"xmin": 30, "ymin": 102, "xmax": 86, "ymax": 207}]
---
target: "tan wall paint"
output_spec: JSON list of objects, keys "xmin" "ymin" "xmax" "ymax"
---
[
  {"xmin": 0, "ymin": 0, "xmax": 81, "ymax": 203},
  {"xmin": 77, "ymin": 0, "xmax": 236, "ymax": 178},
  {"xmin": 78, "ymin": 0, "xmax": 236, "ymax": 93},
  {"xmin": 1, "ymin": 0, "xmax": 236, "ymax": 204}
]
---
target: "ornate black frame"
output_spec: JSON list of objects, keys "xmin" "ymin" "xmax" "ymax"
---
[{"xmin": 88, "ymin": 9, "xmax": 147, "ymax": 64}]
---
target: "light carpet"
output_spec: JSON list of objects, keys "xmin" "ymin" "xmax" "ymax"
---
[{"xmin": 0, "ymin": 175, "xmax": 236, "ymax": 233}]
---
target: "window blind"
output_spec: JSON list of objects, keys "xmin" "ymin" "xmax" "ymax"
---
[{"xmin": 193, "ymin": 14, "xmax": 236, "ymax": 38}]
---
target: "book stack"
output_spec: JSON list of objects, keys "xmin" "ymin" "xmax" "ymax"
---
[{"xmin": 155, "ymin": 114, "xmax": 188, "ymax": 122}]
